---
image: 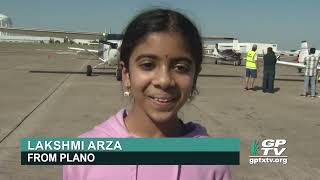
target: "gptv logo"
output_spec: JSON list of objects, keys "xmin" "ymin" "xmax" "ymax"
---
[{"xmin": 249, "ymin": 139, "xmax": 288, "ymax": 165}]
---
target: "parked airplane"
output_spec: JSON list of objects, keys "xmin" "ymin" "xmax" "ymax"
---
[
  {"xmin": 276, "ymin": 41, "xmax": 320, "ymax": 81},
  {"xmin": 277, "ymin": 41, "xmax": 320, "ymax": 70},
  {"xmin": 0, "ymin": 27, "xmax": 234, "ymax": 80},
  {"xmin": 204, "ymin": 39, "xmax": 242, "ymax": 66},
  {"xmin": 0, "ymin": 27, "xmax": 123, "ymax": 76},
  {"xmin": 68, "ymin": 41, "xmax": 120, "ymax": 76}
]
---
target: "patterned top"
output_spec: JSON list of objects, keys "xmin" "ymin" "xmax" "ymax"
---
[{"xmin": 304, "ymin": 55, "xmax": 319, "ymax": 76}]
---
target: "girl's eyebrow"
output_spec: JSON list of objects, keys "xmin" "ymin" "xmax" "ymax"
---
[
  {"xmin": 135, "ymin": 54, "xmax": 193, "ymax": 63},
  {"xmin": 171, "ymin": 57, "xmax": 193, "ymax": 64},
  {"xmin": 135, "ymin": 54, "xmax": 158, "ymax": 61}
]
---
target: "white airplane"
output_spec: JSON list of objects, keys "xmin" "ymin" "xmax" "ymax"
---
[
  {"xmin": 276, "ymin": 41, "xmax": 320, "ymax": 81},
  {"xmin": 277, "ymin": 41, "xmax": 320, "ymax": 70},
  {"xmin": 0, "ymin": 27, "xmax": 233, "ymax": 79},
  {"xmin": 204, "ymin": 39, "xmax": 242, "ymax": 66},
  {"xmin": 67, "ymin": 40, "xmax": 121, "ymax": 76},
  {"xmin": 0, "ymin": 27, "xmax": 124, "ymax": 78}
]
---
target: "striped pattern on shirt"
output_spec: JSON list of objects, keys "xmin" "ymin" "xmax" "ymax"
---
[{"xmin": 304, "ymin": 55, "xmax": 319, "ymax": 76}]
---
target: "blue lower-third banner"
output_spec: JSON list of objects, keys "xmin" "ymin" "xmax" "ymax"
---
[{"xmin": 21, "ymin": 137, "xmax": 240, "ymax": 165}]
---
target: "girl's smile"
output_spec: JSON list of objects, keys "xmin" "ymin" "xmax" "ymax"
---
[{"xmin": 148, "ymin": 95, "xmax": 178, "ymax": 111}]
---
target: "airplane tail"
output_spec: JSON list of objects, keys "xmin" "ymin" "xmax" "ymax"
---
[
  {"xmin": 232, "ymin": 39, "xmax": 240, "ymax": 53},
  {"xmin": 212, "ymin": 47, "xmax": 223, "ymax": 58},
  {"xmin": 298, "ymin": 41, "xmax": 308, "ymax": 63}
]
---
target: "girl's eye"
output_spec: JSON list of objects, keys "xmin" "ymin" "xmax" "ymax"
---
[
  {"xmin": 140, "ymin": 62, "xmax": 155, "ymax": 70},
  {"xmin": 174, "ymin": 64, "xmax": 190, "ymax": 73}
]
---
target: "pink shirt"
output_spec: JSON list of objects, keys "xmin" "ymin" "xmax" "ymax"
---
[{"xmin": 63, "ymin": 109, "xmax": 231, "ymax": 180}]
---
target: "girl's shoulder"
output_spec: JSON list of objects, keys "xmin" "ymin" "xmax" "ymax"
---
[{"xmin": 79, "ymin": 109, "xmax": 129, "ymax": 138}]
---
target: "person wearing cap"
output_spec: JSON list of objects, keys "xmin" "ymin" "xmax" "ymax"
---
[
  {"xmin": 262, "ymin": 47, "xmax": 277, "ymax": 93},
  {"xmin": 244, "ymin": 44, "xmax": 258, "ymax": 90}
]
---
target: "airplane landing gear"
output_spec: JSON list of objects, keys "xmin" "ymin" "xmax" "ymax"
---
[
  {"xmin": 238, "ymin": 59, "xmax": 242, "ymax": 66},
  {"xmin": 233, "ymin": 59, "xmax": 241, "ymax": 66},
  {"xmin": 86, "ymin": 65, "xmax": 92, "ymax": 76}
]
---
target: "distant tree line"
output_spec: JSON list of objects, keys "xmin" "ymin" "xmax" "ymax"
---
[{"xmin": 46, "ymin": 37, "xmax": 75, "ymax": 44}]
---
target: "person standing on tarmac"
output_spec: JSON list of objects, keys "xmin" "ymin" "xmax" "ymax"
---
[
  {"xmin": 301, "ymin": 47, "xmax": 319, "ymax": 98},
  {"xmin": 262, "ymin": 47, "xmax": 277, "ymax": 93},
  {"xmin": 244, "ymin": 44, "xmax": 258, "ymax": 90}
]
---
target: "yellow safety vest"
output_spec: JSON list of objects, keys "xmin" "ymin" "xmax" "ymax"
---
[{"xmin": 246, "ymin": 50, "xmax": 257, "ymax": 68}]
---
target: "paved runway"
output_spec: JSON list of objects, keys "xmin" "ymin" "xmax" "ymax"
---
[{"xmin": 0, "ymin": 44, "xmax": 319, "ymax": 179}]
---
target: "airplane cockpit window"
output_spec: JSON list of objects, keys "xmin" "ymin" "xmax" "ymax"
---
[{"xmin": 110, "ymin": 43, "xmax": 118, "ymax": 49}]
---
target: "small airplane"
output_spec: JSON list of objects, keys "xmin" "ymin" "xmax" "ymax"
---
[
  {"xmin": 0, "ymin": 27, "xmax": 234, "ymax": 80},
  {"xmin": 204, "ymin": 39, "xmax": 242, "ymax": 66},
  {"xmin": 276, "ymin": 41, "xmax": 320, "ymax": 71},
  {"xmin": 67, "ymin": 39, "xmax": 121, "ymax": 77},
  {"xmin": 276, "ymin": 41, "xmax": 320, "ymax": 81},
  {"xmin": 0, "ymin": 27, "xmax": 124, "ymax": 78}
]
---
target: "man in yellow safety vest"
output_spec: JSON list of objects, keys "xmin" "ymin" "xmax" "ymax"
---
[{"xmin": 244, "ymin": 44, "xmax": 258, "ymax": 90}]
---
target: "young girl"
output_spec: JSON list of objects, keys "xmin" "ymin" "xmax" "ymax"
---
[{"xmin": 64, "ymin": 8, "xmax": 231, "ymax": 180}]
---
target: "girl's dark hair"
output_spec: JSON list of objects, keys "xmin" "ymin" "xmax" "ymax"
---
[{"xmin": 120, "ymin": 8, "xmax": 203, "ymax": 74}]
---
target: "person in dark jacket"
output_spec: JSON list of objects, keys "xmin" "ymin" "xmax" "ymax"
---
[{"xmin": 262, "ymin": 47, "xmax": 277, "ymax": 93}]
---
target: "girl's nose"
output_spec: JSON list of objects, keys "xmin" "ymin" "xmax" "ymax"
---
[{"xmin": 153, "ymin": 66, "xmax": 174, "ymax": 89}]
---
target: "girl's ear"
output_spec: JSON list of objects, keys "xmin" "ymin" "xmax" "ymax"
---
[{"xmin": 120, "ymin": 61, "xmax": 130, "ymax": 87}]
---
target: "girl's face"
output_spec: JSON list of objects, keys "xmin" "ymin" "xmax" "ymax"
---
[{"xmin": 122, "ymin": 32, "xmax": 196, "ymax": 123}]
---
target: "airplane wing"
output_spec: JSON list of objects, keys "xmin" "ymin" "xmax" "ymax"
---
[
  {"xmin": 0, "ymin": 27, "xmax": 104, "ymax": 40},
  {"xmin": 68, "ymin": 47, "xmax": 106, "ymax": 63},
  {"xmin": 277, "ymin": 50, "xmax": 299, "ymax": 56},
  {"xmin": 1, "ymin": 27, "xmax": 232, "ymax": 42},
  {"xmin": 202, "ymin": 36, "xmax": 235, "ymax": 41},
  {"xmin": 204, "ymin": 54, "xmax": 223, "ymax": 59},
  {"xmin": 276, "ymin": 60, "xmax": 306, "ymax": 68},
  {"xmin": 276, "ymin": 60, "xmax": 320, "ymax": 70},
  {"xmin": 68, "ymin": 47, "xmax": 98, "ymax": 53}
]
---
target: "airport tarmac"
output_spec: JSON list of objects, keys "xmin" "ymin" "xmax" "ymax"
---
[{"xmin": 0, "ymin": 44, "xmax": 319, "ymax": 179}]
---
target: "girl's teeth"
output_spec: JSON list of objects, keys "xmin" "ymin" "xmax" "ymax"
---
[{"xmin": 154, "ymin": 98, "xmax": 171, "ymax": 102}]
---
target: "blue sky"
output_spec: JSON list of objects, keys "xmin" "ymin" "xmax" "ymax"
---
[{"xmin": 1, "ymin": 0, "xmax": 320, "ymax": 50}]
